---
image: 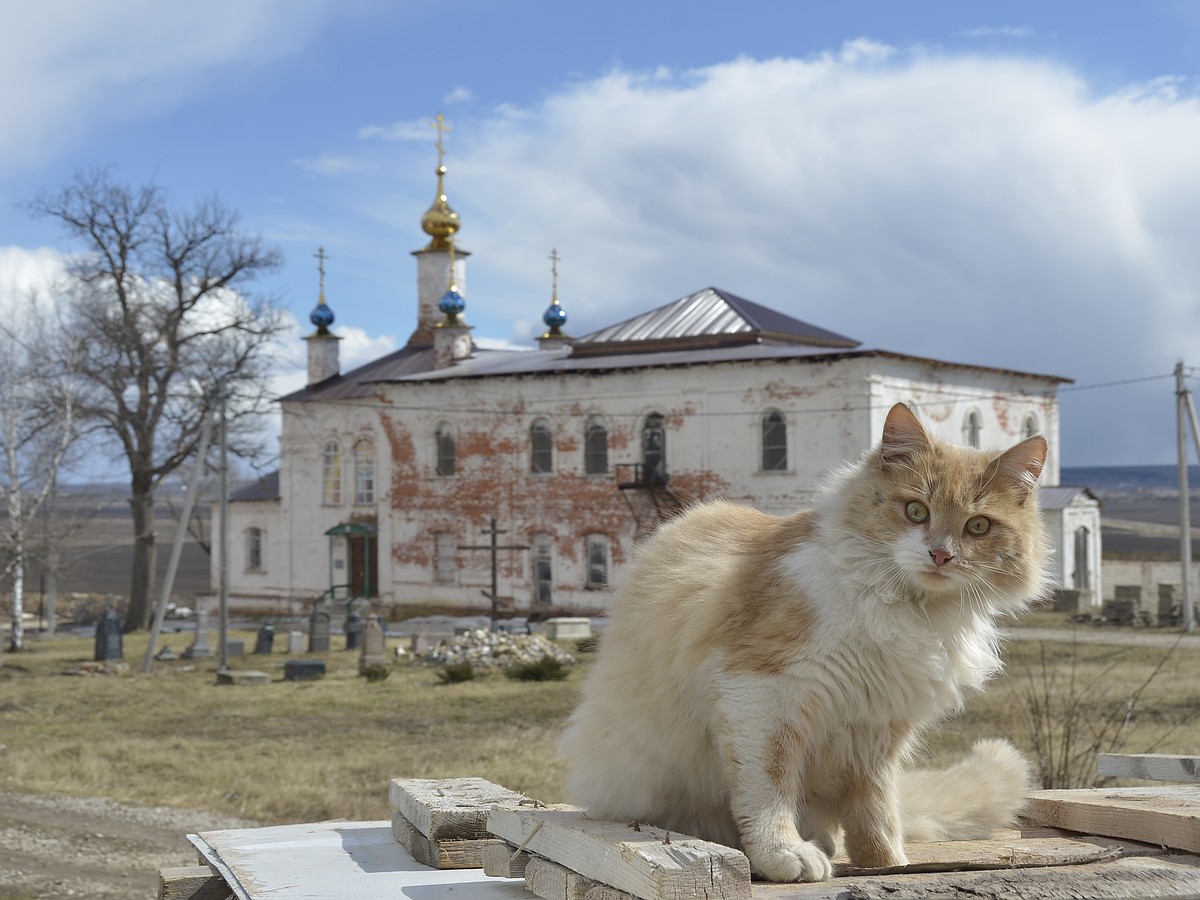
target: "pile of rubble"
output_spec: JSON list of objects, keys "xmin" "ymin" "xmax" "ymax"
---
[{"xmin": 413, "ymin": 629, "xmax": 575, "ymax": 670}]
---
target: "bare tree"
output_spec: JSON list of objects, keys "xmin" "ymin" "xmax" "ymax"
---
[
  {"xmin": 0, "ymin": 296, "xmax": 81, "ymax": 651},
  {"xmin": 30, "ymin": 169, "xmax": 284, "ymax": 632}
]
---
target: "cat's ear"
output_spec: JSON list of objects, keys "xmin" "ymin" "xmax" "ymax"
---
[
  {"xmin": 880, "ymin": 403, "xmax": 931, "ymax": 467},
  {"xmin": 992, "ymin": 436, "xmax": 1048, "ymax": 503}
]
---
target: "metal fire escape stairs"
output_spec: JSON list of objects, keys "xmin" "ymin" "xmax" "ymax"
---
[{"xmin": 615, "ymin": 463, "xmax": 686, "ymax": 540}]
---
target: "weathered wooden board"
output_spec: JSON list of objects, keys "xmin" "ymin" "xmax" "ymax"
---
[
  {"xmin": 158, "ymin": 864, "xmax": 229, "ymax": 900},
  {"xmin": 526, "ymin": 856, "xmax": 598, "ymax": 900},
  {"xmin": 832, "ymin": 833, "xmax": 1122, "ymax": 875},
  {"xmin": 390, "ymin": 811, "xmax": 503, "ymax": 869},
  {"xmin": 487, "ymin": 806, "xmax": 751, "ymax": 900},
  {"xmin": 1025, "ymin": 786, "xmax": 1200, "ymax": 853},
  {"xmin": 1098, "ymin": 753, "xmax": 1200, "ymax": 783},
  {"xmin": 388, "ymin": 776, "xmax": 530, "ymax": 840},
  {"xmin": 751, "ymin": 855, "xmax": 1200, "ymax": 900},
  {"xmin": 482, "ymin": 842, "xmax": 532, "ymax": 879}
]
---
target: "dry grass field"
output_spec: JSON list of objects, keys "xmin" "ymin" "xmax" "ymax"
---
[{"xmin": 2, "ymin": 619, "xmax": 1200, "ymax": 830}]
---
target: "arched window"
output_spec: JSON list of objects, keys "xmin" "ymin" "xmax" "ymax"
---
[
  {"xmin": 246, "ymin": 526, "xmax": 264, "ymax": 572},
  {"xmin": 530, "ymin": 419, "xmax": 553, "ymax": 474},
  {"xmin": 1022, "ymin": 413, "xmax": 1040, "ymax": 440},
  {"xmin": 963, "ymin": 410, "xmax": 982, "ymax": 449},
  {"xmin": 642, "ymin": 413, "xmax": 666, "ymax": 485},
  {"xmin": 434, "ymin": 532, "xmax": 457, "ymax": 583},
  {"xmin": 584, "ymin": 419, "xmax": 609, "ymax": 475},
  {"xmin": 322, "ymin": 440, "xmax": 342, "ymax": 504},
  {"xmin": 353, "ymin": 439, "xmax": 375, "ymax": 504},
  {"xmin": 435, "ymin": 424, "xmax": 455, "ymax": 476},
  {"xmin": 586, "ymin": 534, "xmax": 609, "ymax": 589},
  {"xmin": 532, "ymin": 533, "xmax": 554, "ymax": 605},
  {"xmin": 761, "ymin": 411, "xmax": 788, "ymax": 471}
]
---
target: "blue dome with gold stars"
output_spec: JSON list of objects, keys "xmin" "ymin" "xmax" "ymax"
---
[
  {"xmin": 310, "ymin": 302, "xmax": 335, "ymax": 332},
  {"xmin": 543, "ymin": 300, "xmax": 567, "ymax": 329},
  {"xmin": 438, "ymin": 287, "xmax": 465, "ymax": 318}
]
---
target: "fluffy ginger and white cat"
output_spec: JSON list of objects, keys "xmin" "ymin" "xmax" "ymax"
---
[{"xmin": 560, "ymin": 402, "xmax": 1049, "ymax": 882}]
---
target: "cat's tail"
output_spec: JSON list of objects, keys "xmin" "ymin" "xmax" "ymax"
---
[{"xmin": 898, "ymin": 738, "xmax": 1034, "ymax": 842}]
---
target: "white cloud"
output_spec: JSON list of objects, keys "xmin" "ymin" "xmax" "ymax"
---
[
  {"xmin": 408, "ymin": 43, "xmax": 1200, "ymax": 462},
  {"xmin": 445, "ymin": 86, "xmax": 475, "ymax": 104},
  {"xmin": 294, "ymin": 153, "xmax": 367, "ymax": 176},
  {"xmin": 0, "ymin": 1, "xmax": 345, "ymax": 172},
  {"xmin": 961, "ymin": 26, "xmax": 1034, "ymax": 39},
  {"xmin": 358, "ymin": 119, "xmax": 438, "ymax": 142}
]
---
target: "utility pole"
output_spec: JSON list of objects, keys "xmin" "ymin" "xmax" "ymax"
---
[
  {"xmin": 459, "ymin": 518, "xmax": 529, "ymax": 630},
  {"xmin": 1177, "ymin": 362, "xmax": 1196, "ymax": 632},
  {"xmin": 217, "ymin": 381, "xmax": 230, "ymax": 671}
]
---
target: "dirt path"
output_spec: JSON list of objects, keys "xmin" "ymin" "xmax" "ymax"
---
[{"xmin": 0, "ymin": 791, "xmax": 254, "ymax": 900}]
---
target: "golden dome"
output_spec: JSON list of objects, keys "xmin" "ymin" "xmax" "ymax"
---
[{"xmin": 421, "ymin": 164, "xmax": 460, "ymax": 249}]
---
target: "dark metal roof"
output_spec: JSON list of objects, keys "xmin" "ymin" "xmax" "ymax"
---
[
  {"xmin": 281, "ymin": 344, "xmax": 437, "ymax": 402},
  {"xmin": 386, "ymin": 343, "xmax": 1071, "ymax": 386},
  {"xmin": 1039, "ymin": 486, "xmax": 1102, "ymax": 510},
  {"xmin": 570, "ymin": 287, "xmax": 859, "ymax": 356},
  {"xmin": 285, "ymin": 287, "xmax": 1068, "ymax": 403},
  {"xmin": 230, "ymin": 470, "xmax": 280, "ymax": 502}
]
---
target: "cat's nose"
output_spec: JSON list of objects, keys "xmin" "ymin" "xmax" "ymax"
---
[{"xmin": 929, "ymin": 548, "xmax": 954, "ymax": 568}]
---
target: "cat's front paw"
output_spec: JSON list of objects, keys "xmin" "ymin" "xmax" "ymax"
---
[{"xmin": 746, "ymin": 840, "xmax": 833, "ymax": 883}]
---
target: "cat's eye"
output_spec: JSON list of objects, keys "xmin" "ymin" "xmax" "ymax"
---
[
  {"xmin": 904, "ymin": 501, "xmax": 929, "ymax": 524},
  {"xmin": 966, "ymin": 516, "xmax": 992, "ymax": 536}
]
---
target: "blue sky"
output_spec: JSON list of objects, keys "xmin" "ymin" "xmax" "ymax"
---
[{"xmin": 4, "ymin": 0, "xmax": 1200, "ymax": 469}]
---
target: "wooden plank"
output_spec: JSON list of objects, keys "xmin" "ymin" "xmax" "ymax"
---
[
  {"xmin": 390, "ymin": 811, "xmax": 503, "ymax": 869},
  {"xmin": 832, "ymin": 833, "xmax": 1122, "ymax": 876},
  {"xmin": 481, "ymin": 841, "xmax": 531, "ymax": 879},
  {"xmin": 1025, "ymin": 786, "xmax": 1200, "ymax": 853},
  {"xmin": 158, "ymin": 864, "xmax": 229, "ymax": 900},
  {"xmin": 487, "ymin": 806, "xmax": 751, "ymax": 900},
  {"xmin": 1098, "ymin": 753, "xmax": 1200, "ymax": 783},
  {"xmin": 526, "ymin": 856, "xmax": 597, "ymax": 900},
  {"xmin": 583, "ymin": 887, "xmax": 635, "ymax": 900},
  {"xmin": 388, "ymin": 776, "xmax": 530, "ymax": 840},
  {"xmin": 750, "ymin": 855, "xmax": 1200, "ymax": 900}
]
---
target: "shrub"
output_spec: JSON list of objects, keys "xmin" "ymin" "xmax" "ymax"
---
[
  {"xmin": 575, "ymin": 635, "xmax": 600, "ymax": 654},
  {"xmin": 436, "ymin": 661, "xmax": 477, "ymax": 684},
  {"xmin": 360, "ymin": 664, "xmax": 391, "ymax": 682},
  {"xmin": 505, "ymin": 655, "xmax": 570, "ymax": 682}
]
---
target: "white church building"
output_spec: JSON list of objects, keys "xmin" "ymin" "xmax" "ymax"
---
[{"xmin": 214, "ymin": 147, "xmax": 1101, "ymax": 617}]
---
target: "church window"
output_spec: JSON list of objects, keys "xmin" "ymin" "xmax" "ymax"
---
[
  {"xmin": 963, "ymin": 410, "xmax": 982, "ymax": 449},
  {"xmin": 641, "ymin": 413, "xmax": 667, "ymax": 484},
  {"xmin": 586, "ymin": 534, "xmax": 609, "ymax": 589},
  {"xmin": 322, "ymin": 440, "xmax": 342, "ymax": 505},
  {"xmin": 585, "ymin": 419, "xmax": 608, "ymax": 475},
  {"xmin": 353, "ymin": 439, "xmax": 375, "ymax": 504},
  {"xmin": 435, "ymin": 424, "xmax": 455, "ymax": 476},
  {"xmin": 530, "ymin": 419, "xmax": 553, "ymax": 473},
  {"xmin": 434, "ymin": 532, "xmax": 457, "ymax": 583},
  {"xmin": 1022, "ymin": 413, "xmax": 1040, "ymax": 440},
  {"xmin": 761, "ymin": 411, "xmax": 788, "ymax": 471},
  {"xmin": 246, "ymin": 527, "xmax": 264, "ymax": 573},
  {"xmin": 532, "ymin": 533, "xmax": 553, "ymax": 605}
]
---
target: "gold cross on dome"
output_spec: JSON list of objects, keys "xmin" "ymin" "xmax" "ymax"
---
[
  {"xmin": 549, "ymin": 248, "xmax": 560, "ymax": 296},
  {"xmin": 314, "ymin": 246, "xmax": 329, "ymax": 289},
  {"xmin": 431, "ymin": 112, "xmax": 452, "ymax": 167}
]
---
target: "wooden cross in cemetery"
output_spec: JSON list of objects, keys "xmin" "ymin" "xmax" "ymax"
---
[{"xmin": 459, "ymin": 518, "xmax": 529, "ymax": 630}]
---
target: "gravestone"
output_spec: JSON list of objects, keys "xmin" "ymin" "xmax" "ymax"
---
[
  {"xmin": 309, "ymin": 607, "xmax": 331, "ymax": 653},
  {"xmin": 359, "ymin": 613, "xmax": 388, "ymax": 672},
  {"xmin": 254, "ymin": 621, "xmax": 275, "ymax": 654},
  {"xmin": 225, "ymin": 640, "xmax": 245, "ymax": 658},
  {"xmin": 183, "ymin": 609, "xmax": 213, "ymax": 658},
  {"xmin": 286, "ymin": 630, "xmax": 306, "ymax": 654},
  {"xmin": 284, "ymin": 659, "xmax": 326, "ymax": 681},
  {"xmin": 94, "ymin": 610, "xmax": 124, "ymax": 661},
  {"xmin": 544, "ymin": 617, "xmax": 592, "ymax": 640},
  {"xmin": 345, "ymin": 612, "xmax": 364, "ymax": 651}
]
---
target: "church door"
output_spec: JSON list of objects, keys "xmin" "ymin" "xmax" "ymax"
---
[
  {"xmin": 349, "ymin": 535, "xmax": 378, "ymax": 597},
  {"xmin": 642, "ymin": 413, "xmax": 666, "ymax": 485}
]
